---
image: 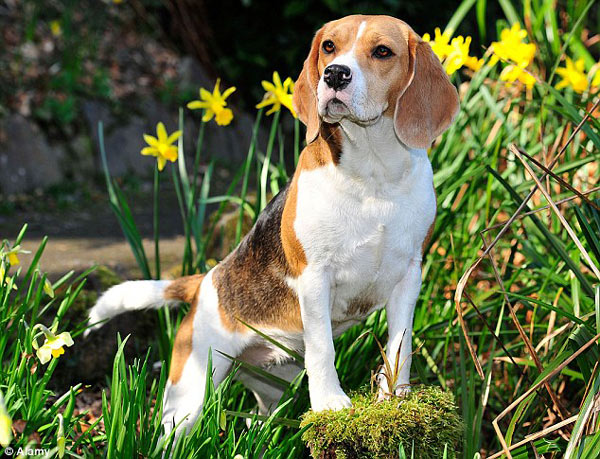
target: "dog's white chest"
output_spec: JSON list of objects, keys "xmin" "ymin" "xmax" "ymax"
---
[{"xmin": 293, "ymin": 151, "xmax": 435, "ymax": 328}]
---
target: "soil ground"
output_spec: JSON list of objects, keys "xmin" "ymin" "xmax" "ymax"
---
[{"xmin": 1, "ymin": 182, "xmax": 190, "ymax": 280}]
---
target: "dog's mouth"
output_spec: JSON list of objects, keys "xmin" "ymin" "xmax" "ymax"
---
[
  {"xmin": 324, "ymin": 98, "xmax": 350, "ymax": 119},
  {"xmin": 322, "ymin": 98, "xmax": 381, "ymax": 126}
]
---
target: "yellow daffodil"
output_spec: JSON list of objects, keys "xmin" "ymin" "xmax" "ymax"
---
[
  {"xmin": 50, "ymin": 20, "xmax": 62, "ymax": 37},
  {"xmin": 556, "ymin": 57, "xmax": 589, "ymax": 94},
  {"xmin": 6, "ymin": 246, "xmax": 22, "ymax": 266},
  {"xmin": 592, "ymin": 64, "xmax": 600, "ymax": 88},
  {"xmin": 3, "ymin": 244, "xmax": 28, "ymax": 267},
  {"xmin": 500, "ymin": 64, "xmax": 536, "ymax": 90},
  {"xmin": 422, "ymin": 28, "xmax": 453, "ymax": 62},
  {"xmin": 256, "ymin": 71, "xmax": 297, "ymax": 117},
  {"xmin": 141, "ymin": 122, "xmax": 181, "ymax": 171},
  {"xmin": 490, "ymin": 23, "xmax": 536, "ymax": 67},
  {"xmin": 187, "ymin": 79, "xmax": 236, "ymax": 126},
  {"xmin": 8, "ymin": 252, "xmax": 19, "ymax": 266},
  {"xmin": 464, "ymin": 55, "xmax": 484, "ymax": 72},
  {"xmin": 423, "ymin": 30, "xmax": 482, "ymax": 75},
  {"xmin": 32, "ymin": 324, "xmax": 74, "ymax": 365},
  {"xmin": 0, "ymin": 393, "xmax": 12, "ymax": 448},
  {"xmin": 444, "ymin": 36, "xmax": 471, "ymax": 75}
]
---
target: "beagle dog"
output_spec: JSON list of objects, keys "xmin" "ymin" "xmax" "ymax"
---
[{"xmin": 87, "ymin": 14, "xmax": 459, "ymax": 438}]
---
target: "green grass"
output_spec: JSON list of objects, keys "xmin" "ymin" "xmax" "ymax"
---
[{"xmin": 1, "ymin": 0, "xmax": 600, "ymax": 457}]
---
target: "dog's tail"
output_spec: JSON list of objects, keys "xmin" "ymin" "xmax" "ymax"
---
[{"xmin": 85, "ymin": 275, "xmax": 204, "ymax": 337}]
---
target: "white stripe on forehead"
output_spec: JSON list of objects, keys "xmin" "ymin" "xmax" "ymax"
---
[
  {"xmin": 355, "ymin": 21, "xmax": 367, "ymax": 42},
  {"xmin": 330, "ymin": 20, "xmax": 367, "ymax": 66}
]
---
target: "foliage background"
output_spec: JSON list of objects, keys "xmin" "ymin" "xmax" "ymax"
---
[{"xmin": 1, "ymin": 0, "xmax": 600, "ymax": 458}]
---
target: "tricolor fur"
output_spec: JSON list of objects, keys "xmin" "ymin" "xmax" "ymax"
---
[{"xmin": 86, "ymin": 14, "xmax": 459, "ymax": 439}]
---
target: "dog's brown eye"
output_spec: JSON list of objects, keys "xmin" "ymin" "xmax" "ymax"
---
[
  {"xmin": 322, "ymin": 40, "xmax": 335, "ymax": 54},
  {"xmin": 373, "ymin": 45, "xmax": 393, "ymax": 59}
]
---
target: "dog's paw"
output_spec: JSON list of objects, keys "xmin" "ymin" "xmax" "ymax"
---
[
  {"xmin": 376, "ymin": 383, "xmax": 411, "ymax": 402},
  {"xmin": 311, "ymin": 391, "xmax": 352, "ymax": 412},
  {"xmin": 394, "ymin": 385, "xmax": 411, "ymax": 397}
]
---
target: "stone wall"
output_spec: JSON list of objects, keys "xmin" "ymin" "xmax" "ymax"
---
[{"xmin": 0, "ymin": 56, "xmax": 260, "ymax": 195}]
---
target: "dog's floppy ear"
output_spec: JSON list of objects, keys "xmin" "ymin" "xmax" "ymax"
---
[
  {"xmin": 393, "ymin": 31, "xmax": 460, "ymax": 149},
  {"xmin": 293, "ymin": 27, "xmax": 324, "ymax": 144}
]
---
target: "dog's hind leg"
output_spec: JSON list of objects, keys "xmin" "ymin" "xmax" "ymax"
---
[
  {"xmin": 236, "ymin": 360, "xmax": 304, "ymax": 418},
  {"xmin": 161, "ymin": 271, "xmax": 250, "ymax": 441}
]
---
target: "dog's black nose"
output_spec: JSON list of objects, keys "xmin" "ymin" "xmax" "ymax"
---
[{"xmin": 323, "ymin": 64, "xmax": 352, "ymax": 91}]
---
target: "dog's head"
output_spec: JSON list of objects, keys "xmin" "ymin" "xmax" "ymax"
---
[{"xmin": 293, "ymin": 15, "xmax": 460, "ymax": 149}]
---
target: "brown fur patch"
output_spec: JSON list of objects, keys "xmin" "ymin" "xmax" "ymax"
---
[
  {"xmin": 347, "ymin": 297, "xmax": 376, "ymax": 316},
  {"xmin": 281, "ymin": 175, "xmax": 307, "ymax": 278},
  {"xmin": 213, "ymin": 183, "xmax": 303, "ymax": 333},
  {"xmin": 164, "ymin": 274, "xmax": 204, "ymax": 304},
  {"xmin": 166, "ymin": 274, "xmax": 204, "ymax": 384},
  {"xmin": 422, "ymin": 221, "xmax": 435, "ymax": 257}
]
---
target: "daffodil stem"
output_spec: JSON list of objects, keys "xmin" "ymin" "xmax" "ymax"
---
[
  {"xmin": 33, "ymin": 323, "xmax": 55, "ymax": 339},
  {"xmin": 189, "ymin": 118, "xmax": 206, "ymax": 272},
  {"xmin": 153, "ymin": 165, "xmax": 161, "ymax": 280},
  {"xmin": 236, "ymin": 109, "xmax": 263, "ymax": 244},
  {"xmin": 260, "ymin": 111, "xmax": 280, "ymax": 211},
  {"xmin": 192, "ymin": 118, "xmax": 206, "ymax": 203}
]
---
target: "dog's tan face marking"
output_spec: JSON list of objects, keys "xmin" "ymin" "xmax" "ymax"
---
[
  {"xmin": 316, "ymin": 16, "xmax": 413, "ymax": 120},
  {"xmin": 166, "ymin": 274, "xmax": 204, "ymax": 384}
]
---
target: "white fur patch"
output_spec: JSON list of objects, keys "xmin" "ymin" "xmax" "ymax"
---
[
  {"xmin": 86, "ymin": 279, "xmax": 175, "ymax": 335},
  {"xmin": 291, "ymin": 120, "xmax": 435, "ymax": 327}
]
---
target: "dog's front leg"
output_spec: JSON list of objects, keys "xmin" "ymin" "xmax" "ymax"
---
[
  {"xmin": 378, "ymin": 257, "xmax": 422, "ymax": 398},
  {"xmin": 298, "ymin": 268, "xmax": 352, "ymax": 411}
]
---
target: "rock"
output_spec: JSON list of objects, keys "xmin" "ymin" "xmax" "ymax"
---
[
  {"xmin": 68, "ymin": 134, "xmax": 95, "ymax": 180},
  {"xmin": 205, "ymin": 200, "xmax": 255, "ymax": 260},
  {"xmin": 0, "ymin": 114, "xmax": 65, "ymax": 194},
  {"xmin": 177, "ymin": 55, "xmax": 212, "ymax": 93},
  {"xmin": 82, "ymin": 100, "xmax": 153, "ymax": 176},
  {"xmin": 301, "ymin": 387, "xmax": 463, "ymax": 459}
]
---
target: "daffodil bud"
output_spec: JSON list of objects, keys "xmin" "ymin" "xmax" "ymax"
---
[
  {"xmin": 43, "ymin": 278, "xmax": 54, "ymax": 298},
  {"xmin": 57, "ymin": 414, "xmax": 65, "ymax": 458}
]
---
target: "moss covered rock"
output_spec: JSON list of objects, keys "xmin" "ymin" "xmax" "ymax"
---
[{"xmin": 301, "ymin": 386, "xmax": 462, "ymax": 458}]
